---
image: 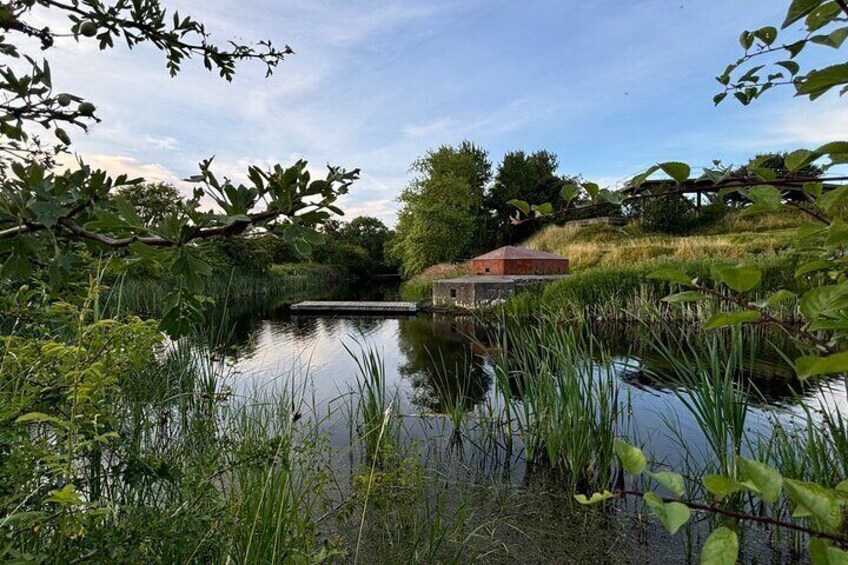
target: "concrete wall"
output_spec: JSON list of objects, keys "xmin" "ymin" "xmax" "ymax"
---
[{"xmin": 433, "ymin": 279, "xmax": 517, "ymax": 308}]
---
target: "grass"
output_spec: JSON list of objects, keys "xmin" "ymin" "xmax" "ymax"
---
[
  {"xmin": 489, "ymin": 320, "xmax": 621, "ymax": 489},
  {"xmin": 645, "ymin": 326, "xmax": 754, "ymax": 476},
  {"xmin": 105, "ymin": 262, "xmax": 343, "ymax": 316},
  {"xmin": 503, "ymin": 251, "xmax": 806, "ymax": 321},
  {"xmin": 525, "ymin": 218, "xmax": 797, "ymax": 272},
  {"xmin": 400, "ymin": 210, "xmax": 805, "ymax": 304}
]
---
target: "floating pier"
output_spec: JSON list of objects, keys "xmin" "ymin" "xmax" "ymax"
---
[{"xmin": 289, "ymin": 301, "xmax": 418, "ymax": 313}]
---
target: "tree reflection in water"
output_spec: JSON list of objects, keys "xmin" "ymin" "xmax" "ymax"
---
[{"xmin": 396, "ymin": 315, "xmax": 492, "ymax": 414}]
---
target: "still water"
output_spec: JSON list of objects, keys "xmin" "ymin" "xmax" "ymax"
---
[{"xmin": 207, "ymin": 301, "xmax": 848, "ymax": 474}]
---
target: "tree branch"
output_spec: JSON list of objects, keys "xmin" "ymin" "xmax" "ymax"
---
[{"xmin": 619, "ymin": 489, "xmax": 848, "ymax": 547}]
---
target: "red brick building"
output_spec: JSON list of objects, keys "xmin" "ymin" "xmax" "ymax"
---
[{"xmin": 469, "ymin": 246, "xmax": 569, "ymax": 276}]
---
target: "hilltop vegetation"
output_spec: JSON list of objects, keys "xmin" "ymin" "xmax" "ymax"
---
[{"xmin": 401, "ymin": 210, "xmax": 805, "ymax": 303}]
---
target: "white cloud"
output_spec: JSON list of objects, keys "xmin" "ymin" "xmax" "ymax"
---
[
  {"xmin": 145, "ymin": 136, "xmax": 180, "ymax": 150},
  {"xmin": 403, "ymin": 117, "xmax": 453, "ymax": 139}
]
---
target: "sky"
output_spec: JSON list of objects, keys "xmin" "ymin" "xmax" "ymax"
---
[{"xmin": 27, "ymin": 0, "xmax": 848, "ymax": 226}]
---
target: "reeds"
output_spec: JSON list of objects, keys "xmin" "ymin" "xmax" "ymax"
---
[{"xmin": 489, "ymin": 319, "xmax": 621, "ymax": 489}]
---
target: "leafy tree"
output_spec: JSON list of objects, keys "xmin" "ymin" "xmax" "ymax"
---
[
  {"xmin": 391, "ymin": 142, "xmax": 491, "ymax": 275},
  {"xmin": 114, "ymin": 182, "xmax": 185, "ymax": 227},
  {"xmin": 0, "ymin": 1, "xmax": 357, "ymax": 336},
  {"xmin": 337, "ymin": 216, "xmax": 393, "ymax": 272},
  {"xmin": 487, "ymin": 150, "xmax": 571, "ymax": 244}
]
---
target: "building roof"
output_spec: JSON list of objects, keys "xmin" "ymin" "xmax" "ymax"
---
[{"xmin": 471, "ymin": 246, "xmax": 567, "ymax": 261}]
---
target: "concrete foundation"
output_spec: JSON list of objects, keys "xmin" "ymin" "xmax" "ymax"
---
[{"xmin": 432, "ymin": 275, "xmax": 567, "ymax": 309}]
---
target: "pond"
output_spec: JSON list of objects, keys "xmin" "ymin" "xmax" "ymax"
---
[
  {"xmin": 177, "ymin": 286, "xmax": 848, "ymax": 562},
  {"xmin": 206, "ymin": 298, "xmax": 848, "ymax": 477}
]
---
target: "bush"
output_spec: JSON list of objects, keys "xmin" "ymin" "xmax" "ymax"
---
[{"xmin": 639, "ymin": 195, "xmax": 698, "ymax": 235}]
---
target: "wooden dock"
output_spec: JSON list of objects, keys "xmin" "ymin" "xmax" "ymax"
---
[{"xmin": 290, "ymin": 301, "xmax": 418, "ymax": 313}]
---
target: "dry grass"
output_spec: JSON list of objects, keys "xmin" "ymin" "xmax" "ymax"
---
[{"xmin": 525, "ymin": 222, "xmax": 796, "ymax": 272}]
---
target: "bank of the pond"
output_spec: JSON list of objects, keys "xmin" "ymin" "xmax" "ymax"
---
[{"xmin": 105, "ymin": 263, "xmax": 347, "ymax": 316}]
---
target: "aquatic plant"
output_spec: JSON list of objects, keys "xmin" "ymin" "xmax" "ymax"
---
[{"xmin": 490, "ymin": 320, "xmax": 621, "ymax": 488}]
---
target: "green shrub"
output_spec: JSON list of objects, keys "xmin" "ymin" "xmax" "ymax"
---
[{"xmin": 639, "ymin": 194, "xmax": 698, "ymax": 235}]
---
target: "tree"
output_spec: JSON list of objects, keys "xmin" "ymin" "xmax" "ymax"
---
[
  {"xmin": 114, "ymin": 182, "xmax": 185, "ymax": 227},
  {"xmin": 337, "ymin": 216, "xmax": 393, "ymax": 273},
  {"xmin": 391, "ymin": 142, "xmax": 491, "ymax": 275},
  {"xmin": 487, "ymin": 150, "xmax": 569, "ymax": 244},
  {"xmin": 0, "ymin": 1, "xmax": 357, "ymax": 336}
]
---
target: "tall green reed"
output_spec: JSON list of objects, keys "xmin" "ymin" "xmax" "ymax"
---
[{"xmin": 490, "ymin": 319, "xmax": 621, "ymax": 489}]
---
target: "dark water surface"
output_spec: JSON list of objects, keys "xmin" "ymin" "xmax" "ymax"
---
[
  {"xmin": 208, "ymin": 297, "xmax": 848, "ymax": 473},
  {"xmin": 192, "ymin": 284, "xmax": 848, "ymax": 562}
]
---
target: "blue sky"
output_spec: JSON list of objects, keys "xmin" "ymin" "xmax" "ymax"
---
[{"xmin": 32, "ymin": 0, "xmax": 847, "ymax": 226}]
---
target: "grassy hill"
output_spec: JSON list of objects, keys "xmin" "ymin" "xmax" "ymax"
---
[{"xmin": 400, "ymin": 211, "xmax": 806, "ymax": 305}]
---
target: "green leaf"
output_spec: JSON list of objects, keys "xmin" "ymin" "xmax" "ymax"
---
[
  {"xmin": 785, "ymin": 149, "xmax": 816, "ymax": 171},
  {"xmin": 561, "ymin": 183, "xmax": 581, "ymax": 203},
  {"xmin": 663, "ymin": 291, "xmax": 711, "ymax": 304},
  {"xmin": 643, "ymin": 492, "xmax": 691, "ymax": 535},
  {"xmin": 30, "ymin": 200, "xmax": 66, "ymax": 229},
  {"xmin": 704, "ymin": 475, "xmax": 746, "ymax": 499},
  {"xmin": 784, "ymin": 0, "xmax": 825, "ymax": 28},
  {"xmin": 809, "ymin": 538, "xmax": 848, "ymax": 565},
  {"xmin": 651, "ymin": 471, "xmax": 685, "ymax": 497},
  {"xmin": 821, "ymin": 185, "xmax": 848, "ymax": 213},
  {"xmin": 815, "ymin": 141, "xmax": 848, "ymax": 156},
  {"xmin": 659, "ymin": 161, "xmax": 691, "ymax": 183},
  {"xmin": 753, "ymin": 26, "xmax": 778, "ymax": 46},
  {"xmin": 784, "ymin": 479, "xmax": 842, "ymax": 530},
  {"xmin": 533, "ymin": 202, "xmax": 553, "ymax": 216},
  {"xmin": 800, "ymin": 285, "xmax": 848, "ymax": 319},
  {"xmin": 630, "ymin": 165, "xmax": 659, "ymax": 188},
  {"xmin": 751, "ymin": 290, "xmax": 796, "ymax": 308},
  {"xmin": 704, "ymin": 310, "xmax": 761, "ymax": 330},
  {"xmin": 614, "ymin": 439, "xmax": 647, "ymax": 475},
  {"xmin": 711, "ymin": 264, "xmax": 763, "ymax": 292},
  {"xmin": 797, "ymin": 63, "xmax": 848, "ymax": 100},
  {"xmin": 739, "ymin": 31, "xmax": 754, "ymax": 50},
  {"xmin": 648, "ymin": 267, "xmax": 693, "ymax": 286},
  {"xmin": 738, "ymin": 458, "xmax": 782, "ymax": 503},
  {"xmin": 2, "ymin": 254, "xmax": 30, "ymax": 280},
  {"xmin": 16, "ymin": 412, "xmax": 57, "ymax": 424},
  {"xmin": 807, "ymin": 2, "xmax": 843, "ymax": 31},
  {"xmin": 744, "ymin": 185, "xmax": 783, "ymax": 209},
  {"xmin": 804, "ymin": 182, "xmax": 824, "ymax": 199},
  {"xmin": 113, "ymin": 195, "xmax": 143, "ymax": 227},
  {"xmin": 795, "ymin": 351, "xmax": 848, "ymax": 380},
  {"xmin": 583, "ymin": 182, "xmax": 601, "ymax": 199},
  {"xmin": 508, "ymin": 199, "xmax": 530, "ymax": 216},
  {"xmin": 574, "ymin": 491, "xmax": 615, "ymax": 505},
  {"xmin": 777, "ymin": 60, "xmax": 801, "ymax": 76},
  {"xmin": 44, "ymin": 484, "xmax": 83, "ymax": 507},
  {"xmin": 700, "ymin": 527, "xmax": 739, "ymax": 565},
  {"xmin": 713, "ymin": 92, "xmax": 728, "ymax": 106},
  {"xmin": 811, "ymin": 27, "xmax": 848, "ymax": 49}
]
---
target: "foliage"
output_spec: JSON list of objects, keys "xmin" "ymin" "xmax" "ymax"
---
[
  {"xmin": 390, "ymin": 141, "xmax": 491, "ymax": 275},
  {"xmin": 487, "ymin": 150, "xmax": 571, "ymax": 244},
  {"xmin": 577, "ymin": 440, "xmax": 848, "ymax": 564},
  {"xmin": 0, "ymin": 0, "xmax": 291, "ymax": 170},
  {"xmin": 337, "ymin": 216, "xmax": 393, "ymax": 272},
  {"xmin": 716, "ymin": 0, "xmax": 848, "ymax": 104},
  {"xmin": 0, "ymin": 1, "xmax": 357, "ymax": 337},
  {"xmin": 314, "ymin": 216, "xmax": 395, "ymax": 278},
  {"xmin": 637, "ymin": 191, "xmax": 698, "ymax": 235},
  {"xmin": 113, "ymin": 182, "xmax": 185, "ymax": 227}
]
